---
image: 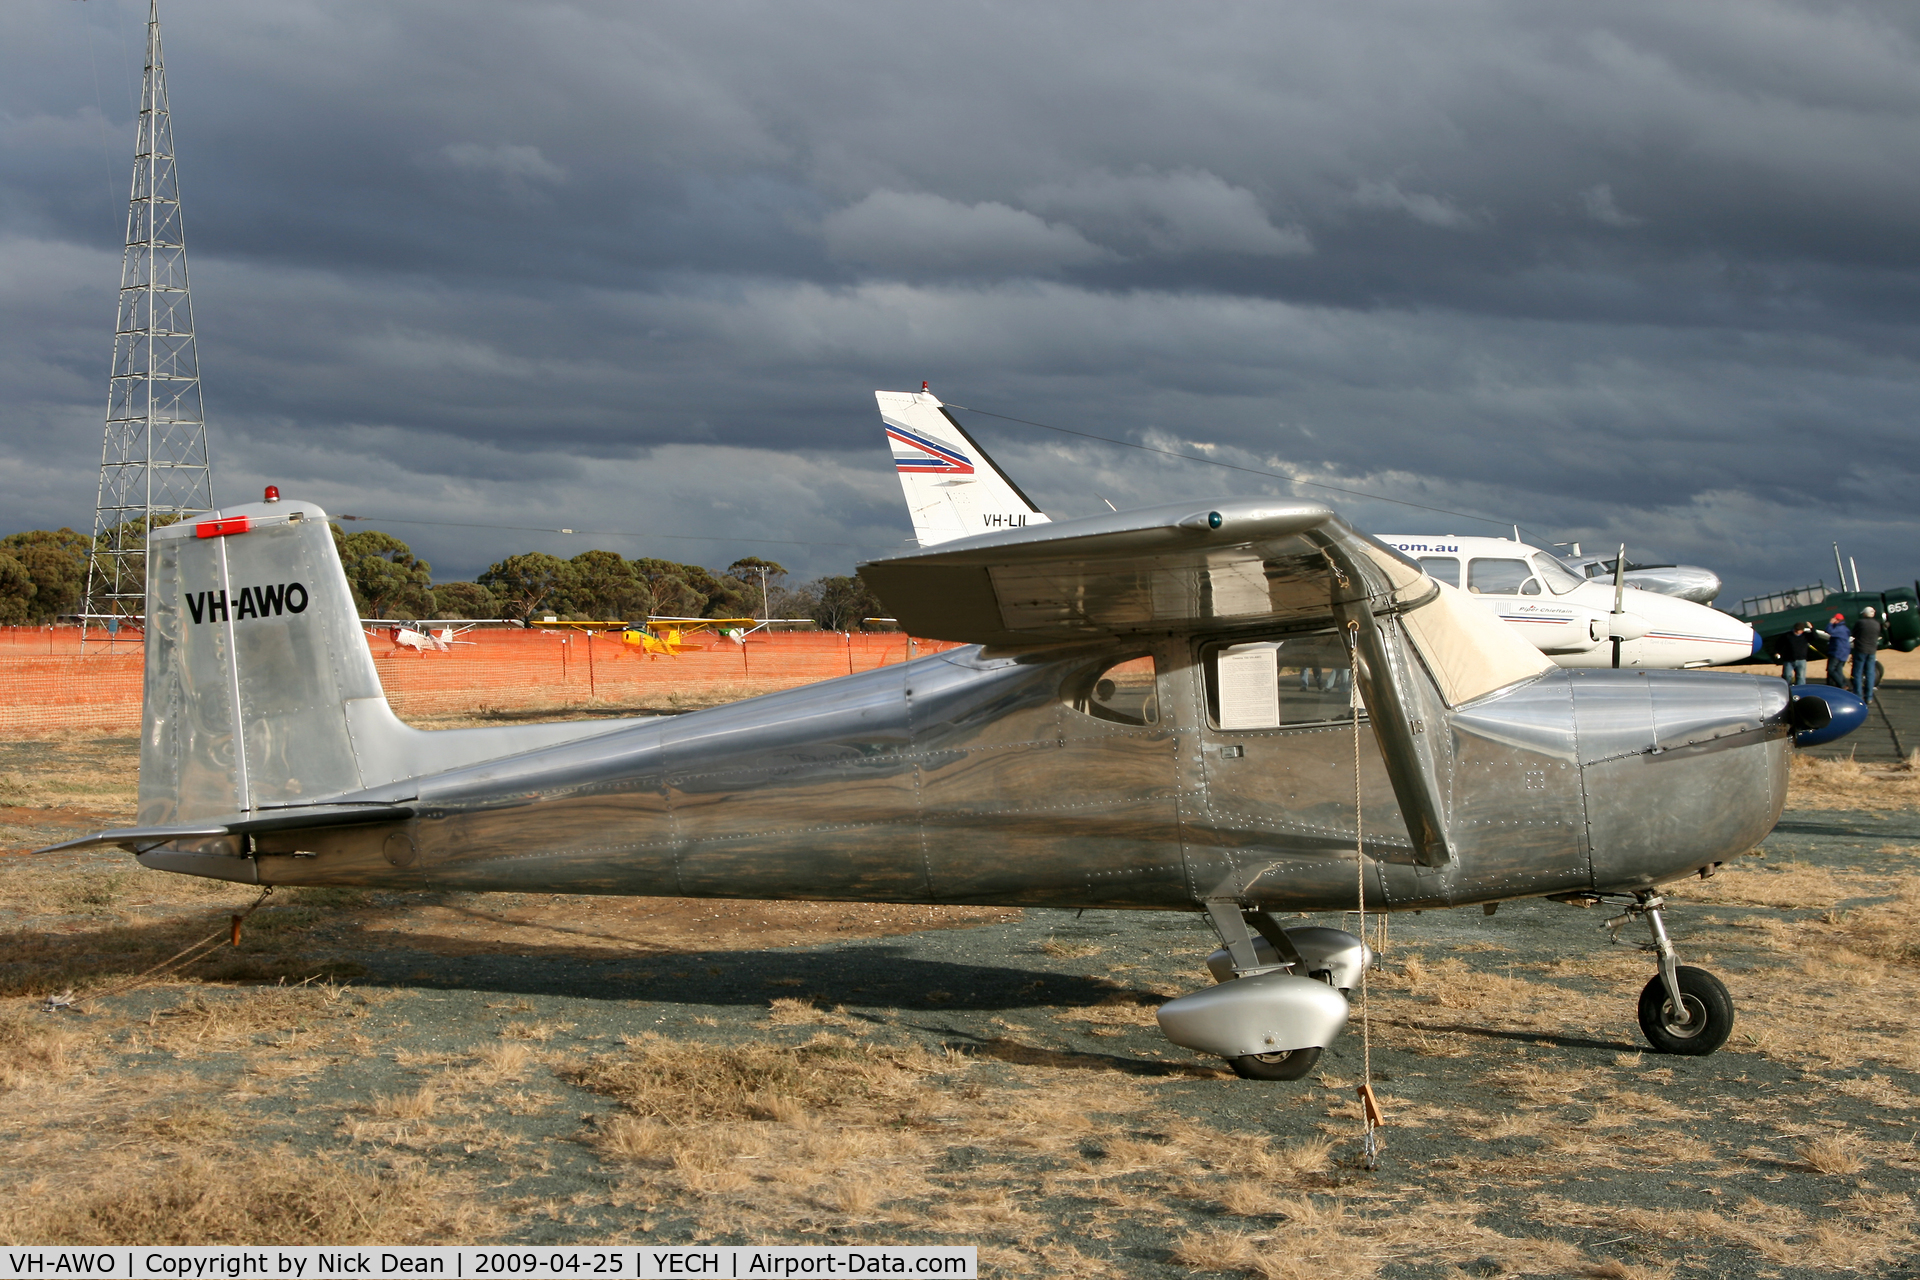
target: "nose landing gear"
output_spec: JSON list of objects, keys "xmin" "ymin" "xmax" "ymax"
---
[{"xmin": 1607, "ymin": 892, "xmax": 1735, "ymax": 1056}]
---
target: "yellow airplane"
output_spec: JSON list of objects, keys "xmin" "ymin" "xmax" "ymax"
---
[
  {"xmin": 617, "ymin": 617, "xmax": 757, "ymax": 657},
  {"xmin": 532, "ymin": 617, "xmax": 761, "ymax": 657}
]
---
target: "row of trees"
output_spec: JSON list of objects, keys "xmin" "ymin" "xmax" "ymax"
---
[
  {"xmin": 326, "ymin": 531, "xmax": 888, "ymax": 630},
  {"xmin": 0, "ymin": 529, "xmax": 90, "ymax": 624},
  {"xmin": 461, "ymin": 546, "xmax": 885, "ymax": 632},
  {"xmin": 0, "ymin": 523, "xmax": 887, "ymax": 632}
]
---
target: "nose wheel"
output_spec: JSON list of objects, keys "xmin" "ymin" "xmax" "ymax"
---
[{"xmin": 1609, "ymin": 893, "xmax": 1735, "ymax": 1056}]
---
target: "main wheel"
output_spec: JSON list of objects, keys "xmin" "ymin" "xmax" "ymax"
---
[
  {"xmin": 1227, "ymin": 1046, "xmax": 1322, "ymax": 1080},
  {"xmin": 1637, "ymin": 966, "xmax": 1733, "ymax": 1056}
]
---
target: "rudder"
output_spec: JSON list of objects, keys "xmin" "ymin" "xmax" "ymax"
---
[{"xmin": 876, "ymin": 388, "xmax": 1050, "ymax": 546}]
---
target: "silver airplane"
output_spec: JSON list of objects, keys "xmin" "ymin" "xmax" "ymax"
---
[
  {"xmin": 1561, "ymin": 551, "xmax": 1724, "ymax": 606},
  {"xmin": 50, "ymin": 489, "xmax": 1829, "ymax": 1079}
]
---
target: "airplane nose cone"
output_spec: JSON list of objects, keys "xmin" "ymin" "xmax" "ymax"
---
[
  {"xmin": 1677, "ymin": 569, "xmax": 1723, "ymax": 605},
  {"xmin": 1786, "ymin": 684, "xmax": 1868, "ymax": 747}
]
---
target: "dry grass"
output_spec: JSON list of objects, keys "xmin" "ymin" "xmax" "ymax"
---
[
  {"xmin": 0, "ymin": 750, "xmax": 140, "ymax": 815},
  {"xmin": 763, "ymin": 997, "xmax": 862, "ymax": 1028},
  {"xmin": 1387, "ymin": 955, "xmax": 1565, "ymax": 1033},
  {"xmin": 1531, "ymin": 1191, "xmax": 1916, "ymax": 1272},
  {"xmin": 1680, "ymin": 858, "xmax": 1853, "ymax": 909},
  {"xmin": 1788, "ymin": 753, "xmax": 1920, "ymax": 811},
  {"xmin": 0, "ymin": 1009, "xmax": 96, "ymax": 1091},
  {"xmin": 470, "ymin": 1041, "xmax": 535, "ymax": 1082},
  {"xmin": 140, "ymin": 983, "xmax": 379, "ymax": 1055},
  {"xmin": 1, "ymin": 731, "xmax": 1916, "ymax": 1263},
  {"xmin": 1057, "ymin": 993, "xmax": 1161, "ymax": 1029},
  {"xmin": 1817, "ymin": 885, "xmax": 1920, "ymax": 968},
  {"xmin": 1173, "ymin": 1195, "xmax": 1601, "ymax": 1280},
  {"xmin": 0, "ymin": 1151, "xmax": 494, "ymax": 1245},
  {"xmin": 570, "ymin": 1032, "xmax": 954, "ymax": 1124},
  {"xmin": 499, "ymin": 1019, "xmax": 573, "ymax": 1042},
  {"xmin": 372, "ymin": 1086, "xmax": 440, "ymax": 1121},
  {"xmin": 564, "ymin": 1033, "xmax": 1203, "ymax": 1241},
  {"xmin": 1797, "ymin": 1135, "xmax": 1867, "ymax": 1176}
]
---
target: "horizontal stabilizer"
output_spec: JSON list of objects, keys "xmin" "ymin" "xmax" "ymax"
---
[
  {"xmin": 38, "ymin": 802, "xmax": 417, "ymax": 855},
  {"xmin": 38, "ymin": 824, "xmax": 232, "ymax": 854}
]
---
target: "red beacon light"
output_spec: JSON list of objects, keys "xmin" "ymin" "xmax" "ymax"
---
[{"xmin": 264, "ymin": 485, "xmax": 280, "ymax": 503}]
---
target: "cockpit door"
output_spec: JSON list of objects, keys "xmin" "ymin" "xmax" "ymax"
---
[{"xmin": 1173, "ymin": 629, "xmax": 1408, "ymax": 905}]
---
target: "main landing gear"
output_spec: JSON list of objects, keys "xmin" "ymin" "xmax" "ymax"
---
[
  {"xmin": 1605, "ymin": 892, "xmax": 1734, "ymax": 1056},
  {"xmin": 1153, "ymin": 903, "xmax": 1368, "ymax": 1079}
]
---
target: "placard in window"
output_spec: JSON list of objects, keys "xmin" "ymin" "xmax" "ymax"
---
[{"xmin": 1216, "ymin": 643, "xmax": 1280, "ymax": 730}]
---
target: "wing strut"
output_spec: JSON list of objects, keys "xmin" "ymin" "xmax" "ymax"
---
[{"xmin": 1322, "ymin": 538, "xmax": 1453, "ymax": 868}]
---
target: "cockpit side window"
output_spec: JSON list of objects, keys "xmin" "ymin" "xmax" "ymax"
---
[
  {"xmin": 1467, "ymin": 557, "xmax": 1534, "ymax": 595},
  {"xmin": 1418, "ymin": 556, "xmax": 1460, "ymax": 588},
  {"xmin": 1200, "ymin": 630, "xmax": 1357, "ymax": 730},
  {"xmin": 1064, "ymin": 654, "xmax": 1159, "ymax": 726}
]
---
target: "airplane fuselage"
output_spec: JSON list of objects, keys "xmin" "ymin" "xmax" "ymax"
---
[{"xmin": 219, "ymin": 644, "xmax": 1788, "ymax": 916}]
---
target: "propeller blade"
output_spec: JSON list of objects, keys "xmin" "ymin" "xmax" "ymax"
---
[{"xmin": 1612, "ymin": 543, "xmax": 1626, "ymax": 669}]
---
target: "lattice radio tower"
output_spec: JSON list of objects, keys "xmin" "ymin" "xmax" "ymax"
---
[{"xmin": 81, "ymin": 0, "xmax": 214, "ymax": 642}]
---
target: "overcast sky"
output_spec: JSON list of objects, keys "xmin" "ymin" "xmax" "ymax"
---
[{"xmin": 7, "ymin": 1, "xmax": 1920, "ymax": 600}]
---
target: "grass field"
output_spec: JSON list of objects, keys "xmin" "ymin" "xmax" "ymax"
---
[{"xmin": 2, "ymin": 734, "xmax": 1918, "ymax": 1276}]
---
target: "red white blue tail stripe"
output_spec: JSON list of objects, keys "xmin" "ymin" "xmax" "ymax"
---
[{"xmin": 886, "ymin": 425, "xmax": 975, "ymax": 475}]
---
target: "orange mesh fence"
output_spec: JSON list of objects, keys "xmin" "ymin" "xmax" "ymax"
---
[{"xmin": 0, "ymin": 626, "xmax": 963, "ymax": 737}]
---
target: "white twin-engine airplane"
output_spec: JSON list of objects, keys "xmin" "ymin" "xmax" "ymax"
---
[
  {"xmin": 1376, "ymin": 537, "xmax": 1757, "ymax": 669},
  {"xmin": 877, "ymin": 389, "xmax": 1758, "ymax": 670}
]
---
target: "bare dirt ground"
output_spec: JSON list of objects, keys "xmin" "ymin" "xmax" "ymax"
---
[
  {"xmin": 1715, "ymin": 646, "xmax": 1920, "ymax": 682},
  {"xmin": 3, "ymin": 735, "xmax": 1919, "ymax": 1278}
]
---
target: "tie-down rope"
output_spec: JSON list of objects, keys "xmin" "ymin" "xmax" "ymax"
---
[
  {"xmin": 1349, "ymin": 621, "xmax": 1383, "ymax": 1169},
  {"xmin": 41, "ymin": 886, "xmax": 273, "ymax": 1013}
]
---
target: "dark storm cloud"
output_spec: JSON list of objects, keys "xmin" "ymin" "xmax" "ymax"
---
[{"xmin": 5, "ymin": 0, "xmax": 1920, "ymax": 592}]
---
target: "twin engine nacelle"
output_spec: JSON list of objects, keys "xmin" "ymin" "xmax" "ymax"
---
[
  {"xmin": 1530, "ymin": 609, "xmax": 1651, "ymax": 654},
  {"xmin": 1590, "ymin": 612, "xmax": 1651, "ymax": 644}
]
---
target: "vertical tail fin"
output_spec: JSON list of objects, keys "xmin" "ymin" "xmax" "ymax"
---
[
  {"xmin": 142, "ymin": 500, "xmax": 381, "ymax": 824},
  {"xmin": 139, "ymin": 498, "xmax": 632, "ymax": 825},
  {"xmin": 876, "ymin": 388, "xmax": 1050, "ymax": 546}
]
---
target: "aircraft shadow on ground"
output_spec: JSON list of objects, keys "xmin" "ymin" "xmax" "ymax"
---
[
  {"xmin": 359, "ymin": 942, "xmax": 1163, "ymax": 1015},
  {"xmin": 1770, "ymin": 819, "xmax": 1898, "ymax": 838},
  {"xmin": 924, "ymin": 1027, "xmax": 1228, "ymax": 1078},
  {"xmin": 1395, "ymin": 1018, "xmax": 1640, "ymax": 1055}
]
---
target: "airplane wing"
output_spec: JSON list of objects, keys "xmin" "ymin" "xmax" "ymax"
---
[
  {"xmin": 860, "ymin": 497, "xmax": 1434, "ymax": 645},
  {"xmin": 860, "ymin": 497, "xmax": 1555, "ymax": 868}
]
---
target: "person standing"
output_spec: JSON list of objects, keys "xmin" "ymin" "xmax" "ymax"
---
[
  {"xmin": 1854, "ymin": 606, "xmax": 1883, "ymax": 702},
  {"xmin": 1821, "ymin": 612, "xmax": 1851, "ymax": 688},
  {"xmin": 1781, "ymin": 621, "xmax": 1814, "ymax": 686}
]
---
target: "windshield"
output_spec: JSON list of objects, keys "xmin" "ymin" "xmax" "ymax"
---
[{"xmin": 1531, "ymin": 555, "xmax": 1587, "ymax": 596}]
